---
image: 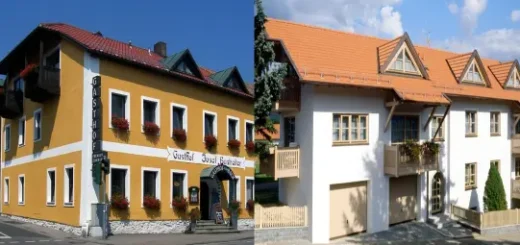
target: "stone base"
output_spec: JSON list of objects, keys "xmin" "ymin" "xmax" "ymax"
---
[
  {"xmin": 109, "ymin": 219, "xmax": 255, "ymax": 234},
  {"xmin": 238, "ymin": 219, "xmax": 254, "ymax": 230},
  {"xmin": 1, "ymin": 214, "xmax": 82, "ymax": 236},
  {"xmin": 255, "ymin": 227, "xmax": 309, "ymax": 244},
  {"xmin": 89, "ymin": 226, "xmax": 104, "ymax": 238}
]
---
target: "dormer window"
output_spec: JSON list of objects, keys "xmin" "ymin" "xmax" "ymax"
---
[
  {"xmin": 462, "ymin": 61, "xmax": 484, "ymax": 84},
  {"xmin": 506, "ymin": 67, "xmax": 520, "ymax": 88},
  {"xmin": 225, "ymin": 77, "xmax": 240, "ymax": 90},
  {"xmin": 389, "ymin": 48, "xmax": 419, "ymax": 74},
  {"xmin": 175, "ymin": 61, "xmax": 194, "ymax": 75}
]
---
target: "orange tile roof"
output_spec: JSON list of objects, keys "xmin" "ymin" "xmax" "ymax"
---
[
  {"xmin": 489, "ymin": 61, "xmax": 514, "ymax": 87},
  {"xmin": 446, "ymin": 52, "xmax": 472, "ymax": 82},
  {"xmin": 265, "ymin": 18, "xmax": 520, "ymax": 105}
]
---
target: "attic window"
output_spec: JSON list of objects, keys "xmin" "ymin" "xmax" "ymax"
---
[
  {"xmin": 462, "ymin": 61, "xmax": 484, "ymax": 84},
  {"xmin": 387, "ymin": 46, "xmax": 420, "ymax": 75},
  {"xmin": 175, "ymin": 61, "xmax": 195, "ymax": 75},
  {"xmin": 225, "ymin": 77, "xmax": 240, "ymax": 89},
  {"xmin": 506, "ymin": 67, "xmax": 520, "ymax": 88}
]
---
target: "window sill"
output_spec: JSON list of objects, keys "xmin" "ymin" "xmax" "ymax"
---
[
  {"xmin": 64, "ymin": 203, "xmax": 74, "ymax": 208},
  {"xmin": 465, "ymin": 186, "xmax": 477, "ymax": 191},
  {"xmin": 465, "ymin": 134, "xmax": 478, "ymax": 138},
  {"xmin": 490, "ymin": 133, "xmax": 501, "ymax": 137},
  {"xmin": 34, "ymin": 138, "xmax": 42, "ymax": 143},
  {"xmin": 432, "ymin": 138, "xmax": 445, "ymax": 142},
  {"xmin": 18, "ymin": 144, "xmax": 25, "ymax": 148},
  {"xmin": 46, "ymin": 202, "xmax": 56, "ymax": 207},
  {"xmin": 18, "ymin": 202, "xmax": 24, "ymax": 206},
  {"xmin": 3, "ymin": 202, "xmax": 8, "ymax": 205},
  {"xmin": 332, "ymin": 141, "xmax": 369, "ymax": 146}
]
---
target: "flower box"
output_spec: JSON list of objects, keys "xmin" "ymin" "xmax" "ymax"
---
[
  {"xmin": 143, "ymin": 121, "xmax": 160, "ymax": 135},
  {"xmin": 172, "ymin": 196, "xmax": 188, "ymax": 212},
  {"xmin": 111, "ymin": 117, "xmax": 129, "ymax": 131},
  {"xmin": 172, "ymin": 128, "xmax": 187, "ymax": 142},
  {"xmin": 204, "ymin": 135, "xmax": 217, "ymax": 149},
  {"xmin": 245, "ymin": 141, "xmax": 255, "ymax": 152},
  {"xmin": 143, "ymin": 195, "xmax": 161, "ymax": 210},
  {"xmin": 228, "ymin": 139, "xmax": 241, "ymax": 149},
  {"xmin": 111, "ymin": 194, "xmax": 129, "ymax": 210}
]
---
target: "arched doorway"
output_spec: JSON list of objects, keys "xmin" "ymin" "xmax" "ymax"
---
[
  {"xmin": 431, "ymin": 172, "xmax": 444, "ymax": 214},
  {"xmin": 199, "ymin": 165, "xmax": 237, "ymax": 220}
]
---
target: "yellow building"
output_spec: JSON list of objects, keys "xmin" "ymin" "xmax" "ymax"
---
[{"xmin": 0, "ymin": 23, "xmax": 255, "ymax": 233}]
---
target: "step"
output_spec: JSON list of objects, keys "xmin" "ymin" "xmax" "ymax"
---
[
  {"xmin": 194, "ymin": 226, "xmax": 234, "ymax": 231},
  {"xmin": 192, "ymin": 229, "xmax": 240, "ymax": 234},
  {"xmin": 196, "ymin": 223, "xmax": 229, "ymax": 228}
]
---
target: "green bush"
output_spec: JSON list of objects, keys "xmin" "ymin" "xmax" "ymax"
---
[{"xmin": 484, "ymin": 165, "xmax": 507, "ymax": 211}]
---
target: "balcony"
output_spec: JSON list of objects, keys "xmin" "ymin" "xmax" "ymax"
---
[
  {"xmin": 0, "ymin": 90, "xmax": 24, "ymax": 119},
  {"xmin": 25, "ymin": 66, "xmax": 60, "ymax": 103},
  {"xmin": 512, "ymin": 179, "xmax": 520, "ymax": 199},
  {"xmin": 384, "ymin": 144, "xmax": 439, "ymax": 177},
  {"xmin": 259, "ymin": 146, "xmax": 300, "ymax": 180},
  {"xmin": 512, "ymin": 137, "xmax": 520, "ymax": 155},
  {"xmin": 274, "ymin": 78, "xmax": 300, "ymax": 113}
]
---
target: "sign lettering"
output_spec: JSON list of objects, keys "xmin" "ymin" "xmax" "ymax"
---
[{"xmin": 166, "ymin": 147, "xmax": 250, "ymax": 168}]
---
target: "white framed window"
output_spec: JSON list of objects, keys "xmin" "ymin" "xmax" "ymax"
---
[
  {"xmin": 141, "ymin": 96, "xmax": 161, "ymax": 132},
  {"xmin": 170, "ymin": 103, "xmax": 188, "ymax": 133},
  {"xmin": 18, "ymin": 116, "xmax": 26, "ymax": 147},
  {"xmin": 490, "ymin": 112, "xmax": 500, "ymax": 136},
  {"xmin": 506, "ymin": 67, "xmax": 520, "ymax": 88},
  {"xmin": 203, "ymin": 110, "xmax": 218, "ymax": 140},
  {"xmin": 465, "ymin": 111, "xmax": 477, "ymax": 136},
  {"xmin": 170, "ymin": 169, "xmax": 188, "ymax": 207},
  {"xmin": 245, "ymin": 120, "xmax": 254, "ymax": 144},
  {"xmin": 227, "ymin": 116, "xmax": 240, "ymax": 143},
  {"xmin": 333, "ymin": 114, "xmax": 368, "ymax": 144},
  {"xmin": 387, "ymin": 44, "xmax": 421, "ymax": 75},
  {"xmin": 46, "ymin": 168, "xmax": 56, "ymax": 205},
  {"xmin": 4, "ymin": 124, "xmax": 11, "ymax": 152},
  {"xmin": 109, "ymin": 165, "xmax": 130, "ymax": 204},
  {"xmin": 34, "ymin": 109, "xmax": 42, "ymax": 142},
  {"xmin": 227, "ymin": 176, "xmax": 241, "ymax": 203},
  {"xmin": 109, "ymin": 89, "xmax": 131, "ymax": 129},
  {"xmin": 465, "ymin": 163, "xmax": 477, "ymax": 190},
  {"xmin": 4, "ymin": 177, "xmax": 9, "ymax": 204},
  {"xmin": 431, "ymin": 116, "xmax": 445, "ymax": 140},
  {"xmin": 64, "ymin": 164, "xmax": 74, "ymax": 206},
  {"xmin": 245, "ymin": 177, "xmax": 255, "ymax": 208},
  {"xmin": 18, "ymin": 174, "xmax": 25, "ymax": 205},
  {"xmin": 462, "ymin": 60, "xmax": 484, "ymax": 84},
  {"xmin": 141, "ymin": 167, "xmax": 161, "ymax": 207}
]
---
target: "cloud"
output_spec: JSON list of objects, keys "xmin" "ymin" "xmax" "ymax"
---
[
  {"xmin": 512, "ymin": 10, "xmax": 520, "ymax": 22},
  {"xmin": 435, "ymin": 28, "xmax": 520, "ymax": 61},
  {"xmin": 448, "ymin": 3, "xmax": 459, "ymax": 14},
  {"xmin": 459, "ymin": 0, "xmax": 487, "ymax": 35},
  {"xmin": 262, "ymin": 0, "xmax": 404, "ymax": 38}
]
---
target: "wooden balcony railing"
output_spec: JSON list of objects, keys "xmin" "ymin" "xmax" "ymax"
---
[
  {"xmin": 259, "ymin": 147, "xmax": 300, "ymax": 180},
  {"xmin": 384, "ymin": 144, "xmax": 439, "ymax": 177},
  {"xmin": 25, "ymin": 66, "xmax": 60, "ymax": 103},
  {"xmin": 512, "ymin": 179, "xmax": 520, "ymax": 199},
  {"xmin": 0, "ymin": 90, "xmax": 24, "ymax": 119},
  {"xmin": 512, "ymin": 137, "xmax": 520, "ymax": 155},
  {"xmin": 274, "ymin": 78, "xmax": 300, "ymax": 112}
]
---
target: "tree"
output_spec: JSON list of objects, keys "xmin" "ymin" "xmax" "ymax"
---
[
  {"xmin": 483, "ymin": 164, "xmax": 507, "ymax": 211},
  {"xmin": 254, "ymin": 0, "xmax": 287, "ymax": 159}
]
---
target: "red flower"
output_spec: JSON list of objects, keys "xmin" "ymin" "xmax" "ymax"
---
[
  {"xmin": 204, "ymin": 135, "xmax": 217, "ymax": 149},
  {"xmin": 171, "ymin": 197, "xmax": 188, "ymax": 212},
  {"xmin": 111, "ymin": 117, "xmax": 129, "ymax": 131},
  {"xmin": 143, "ymin": 195, "xmax": 161, "ymax": 210},
  {"xmin": 172, "ymin": 128, "xmax": 187, "ymax": 142},
  {"xmin": 111, "ymin": 194, "xmax": 129, "ymax": 210},
  {"xmin": 228, "ymin": 139, "xmax": 241, "ymax": 149},
  {"xmin": 20, "ymin": 64, "xmax": 38, "ymax": 79},
  {"xmin": 246, "ymin": 199, "xmax": 255, "ymax": 212},
  {"xmin": 228, "ymin": 200, "xmax": 240, "ymax": 212},
  {"xmin": 245, "ymin": 141, "xmax": 255, "ymax": 152},
  {"xmin": 143, "ymin": 121, "xmax": 160, "ymax": 135}
]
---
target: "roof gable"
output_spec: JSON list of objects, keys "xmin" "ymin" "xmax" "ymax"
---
[
  {"xmin": 504, "ymin": 60, "xmax": 520, "ymax": 89},
  {"xmin": 489, "ymin": 61, "xmax": 516, "ymax": 88},
  {"xmin": 161, "ymin": 49, "xmax": 203, "ymax": 79},
  {"xmin": 378, "ymin": 33, "xmax": 429, "ymax": 79},
  {"xmin": 447, "ymin": 50, "xmax": 490, "ymax": 87},
  {"xmin": 209, "ymin": 66, "xmax": 249, "ymax": 94}
]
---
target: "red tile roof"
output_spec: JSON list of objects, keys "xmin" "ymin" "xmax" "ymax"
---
[{"xmin": 38, "ymin": 23, "xmax": 252, "ymax": 98}]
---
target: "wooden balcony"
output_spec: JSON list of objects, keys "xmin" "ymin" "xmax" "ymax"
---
[
  {"xmin": 0, "ymin": 90, "xmax": 24, "ymax": 119},
  {"xmin": 274, "ymin": 78, "xmax": 300, "ymax": 113},
  {"xmin": 512, "ymin": 179, "xmax": 520, "ymax": 199},
  {"xmin": 25, "ymin": 66, "xmax": 60, "ymax": 103},
  {"xmin": 512, "ymin": 137, "xmax": 520, "ymax": 155},
  {"xmin": 259, "ymin": 147, "xmax": 300, "ymax": 180},
  {"xmin": 384, "ymin": 145, "xmax": 439, "ymax": 177}
]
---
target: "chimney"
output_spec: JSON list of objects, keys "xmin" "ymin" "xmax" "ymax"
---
[{"xmin": 154, "ymin": 41, "xmax": 167, "ymax": 57}]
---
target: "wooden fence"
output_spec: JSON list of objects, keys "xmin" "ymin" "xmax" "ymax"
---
[
  {"xmin": 451, "ymin": 204, "xmax": 520, "ymax": 230},
  {"xmin": 255, "ymin": 204, "xmax": 307, "ymax": 229}
]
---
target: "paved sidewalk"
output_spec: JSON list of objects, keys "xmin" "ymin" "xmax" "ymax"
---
[{"xmin": 80, "ymin": 231, "xmax": 254, "ymax": 245}]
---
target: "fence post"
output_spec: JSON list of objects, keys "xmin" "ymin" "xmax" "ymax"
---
[
  {"xmin": 304, "ymin": 206, "xmax": 308, "ymax": 226},
  {"xmin": 258, "ymin": 205, "xmax": 262, "ymax": 229},
  {"xmin": 517, "ymin": 209, "xmax": 519, "ymax": 225}
]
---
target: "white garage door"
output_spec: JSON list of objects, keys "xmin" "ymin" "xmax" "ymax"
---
[
  {"xmin": 329, "ymin": 181, "xmax": 367, "ymax": 239},
  {"xmin": 389, "ymin": 175, "xmax": 417, "ymax": 225}
]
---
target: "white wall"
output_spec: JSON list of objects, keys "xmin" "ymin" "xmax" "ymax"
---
[{"xmin": 448, "ymin": 99, "xmax": 512, "ymax": 212}]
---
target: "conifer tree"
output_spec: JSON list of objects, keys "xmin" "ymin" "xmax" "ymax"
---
[{"xmin": 484, "ymin": 164, "xmax": 507, "ymax": 211}]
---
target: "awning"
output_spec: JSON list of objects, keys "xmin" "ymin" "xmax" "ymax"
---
[{"xmin": 393, "ymin": 88, "xmax": 451, "ymax": 105}]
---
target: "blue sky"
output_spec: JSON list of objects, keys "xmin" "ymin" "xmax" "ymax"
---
[
  {"xmin": 0, "ymin": 1, "xmax": 254, "ymax": 81},
  {"xmin": 264, "ymin": 0, "xmax": 520, "ymax": 61}
]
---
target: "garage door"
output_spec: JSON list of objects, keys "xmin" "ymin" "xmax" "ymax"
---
[
  {"xmin": 329, "ymin": 181, "xmax": 367, "ymax": 239},
  {"xmin": 389, "ymin": 175, "xmax": 417, "ymax": 225}
]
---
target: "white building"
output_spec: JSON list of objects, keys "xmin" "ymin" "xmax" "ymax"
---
[{"xmin": 262, "ymin": 18, "xmax": 520, "ymax": 244}]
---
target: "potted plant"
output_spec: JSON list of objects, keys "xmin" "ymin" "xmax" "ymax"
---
[
  {"xmin": 228, "ymin": 139, "xmax": 241, "ymax": 149},
  {"xmin": 110, "ymin": 194, "xmax": 129, "ymax": 210},
  {"xmin": 189, "ymin": 207, "xmax": 201, "ymax": 233},
  {"xmin": 204, "ymin": 135, "xmax": 217, "ymax": 150},
  {"xmin": 228, "ymin": 200, "xmax": 240, "ymax": 229},
  {"xmin": 143, "ymin": 195, "xmax": 161, "ymax": 210},
  {"xmin": 171, "ymin": 196, "xmax": 188, "ymax": 213},
  {"xmin": 245, "ymin": 141, "xmax": 255, "ymax": 153},
  {"xmin": 20, "ymin": 63, "xmax": 39, "ymax": 82},
  {"xmin": 143, "ymin": 121, "xmax": 160, "ymax": 135},
  {"xmin": 401, "ymin": 140, "xmax": 421, "ymax": 161},
  {"xmin": 111, "ymin": 117, "xmax": 129, "ymax": 131},
  {"xmin": 422, "ymin": 141, "xmax": 440, "ymax": 156},
  {"xmin": 246, "ymin": 199, "xmax": 255, "ymax": 213},
  {"xmin": 172, "ymin": 128, "xmax": 187, "ymax": 142}
]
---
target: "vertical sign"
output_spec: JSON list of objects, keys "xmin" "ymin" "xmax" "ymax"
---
[{"xmin": 92, "ymin": 76, "xmax": 102, "ymax": 154}]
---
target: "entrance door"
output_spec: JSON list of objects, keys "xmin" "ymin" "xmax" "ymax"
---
[
  {"xmin": 431, "ymin": 173, "xmax": 443, "ymax": 214},
  {"xmin": 200, "ymin": 182, "xmax": 209, "ymax": 220},
  {"xmin": 389, "ymin": 175, "xmax": 417, "ymax": 225},
  {"xmin": 329, "ymin": 181, "xmax": 367, "ymax": 239}
]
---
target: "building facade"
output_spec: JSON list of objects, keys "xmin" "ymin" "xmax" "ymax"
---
[
  {"xmin": 263, "ymin": 18, "xmax": 520, "ymax": 243},
  {"xmin": 0, "ymin": 23, "xmax": 255, "ymax": 233}
]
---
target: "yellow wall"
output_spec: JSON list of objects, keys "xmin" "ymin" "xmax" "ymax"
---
[
  {"xmin": 2, "ymin": 40, "xmax": 84, "ymax": 163},
  {"xmin": 2, "ymin": 151, "xmax": 82, "ymax": 226}
]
